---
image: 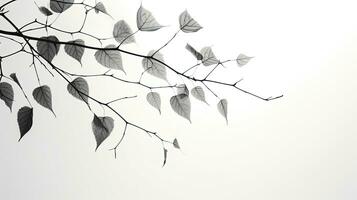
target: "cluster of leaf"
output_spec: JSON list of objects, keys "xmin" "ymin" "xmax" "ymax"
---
[{"xmin": 0, "ymin": 0, "xmax": 256, "ymax": 164}]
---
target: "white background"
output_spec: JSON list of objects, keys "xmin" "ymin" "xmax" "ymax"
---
[{"xmin": 0, "ymin": 0, "xmax": 357, "ymax": 199}]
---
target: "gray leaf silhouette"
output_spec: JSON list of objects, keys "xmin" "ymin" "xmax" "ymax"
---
[
  {"xmin": 173, "ymin": 138, "xmax": 180, "ymax": 149},
  {"xmin": 137, "ymin": 5, "xmax": 163, "ymax": 31},
  {"xmin": 39, "ymin": 6, "xmax": 53, "ymax": 16},
  {"xmin": 0, "ymin": 82, "xmax": 14, "ymax": 111},
  {"xmin": 146, "ymin": 92, "xmax": 161, "ymax": 114},
  {"xmin": 67, "ymin": 77, "xmax": 89, "ymax": 103},
  {"xmin": 237, "ymin": 54, "xmax": 253, "ymax": 67},
  {"xmin": 10, "ymin": 73, "xmax": 21, "ymax": 88},
  {"xmin": 170, "ymin": 94, "xmax": 191, "ymax": 123},
  {"xmin": 64, "ymin": 39, "xmax": 85, "ymax": 64},
  {"xmin": 185, "ymin": 43, "xmax": 203, "ymax": 60},
  {"xmin": 177, "ymin": 84, "xmax": 189, "ymax": 96},
  {"xmin": 33, "ymin": 85, "xmax": 55, "ymax": 115},
  {"xmin": 191, "ymin": 86, "xmax": 208, "ymax": 104},
  {"xmin": 113, "ymin": 20, "xmax": 135, "ymax": 44},
  {"xmin": 162, "ymin": 148, "xmax": 168, "ymax": 167},
  {"xmin": 217, "ymin": 99, "xmax": 228, "ymax": 124},
  {"xmin": 92, "ymin": 114, "xmax": 114, "ymax": 150},
  {"xmin": 36, "ymin": 36, "xmax": 60, "ymax": 62},
  {"xmin": 179, "ymin": 10, "xmax": 202, "ymax": 33},
  {"xmin": 50, "ymin": 0, "xmax": 74, "ymax": 13},
  {"xmin": 142, "ymin": 50, "xmax": 167, "ymax": 80},
  {"xmin": 94, "ymin": 2, "xmax": 108, "ymax": 15},
  {"xmin": 201, "ymin": 47, "xmax": 219, "ymax": 66},
  {"xmin": 17, "ymin": 106, "xmax": 33, "ymax": 141},
  {"xmin": 94, "ymin": 44, "xmax": 124, "ymax": 72}
]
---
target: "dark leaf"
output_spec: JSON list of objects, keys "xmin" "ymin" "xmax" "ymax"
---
[
  {"xmin": 162, "ymin": 148, "xmax": 168, "ymax": 167},
  {"xmin": 201, "ymin": 47, "xmax": 219, "ymax": 66},
  {"xmin": 17, "ymin": 106, "xmax": 33, "ymax": 141},
  {"xmin": 191, "ymin": 86, "xmax": 207, "ymax": 104},
  {"xmin": 173, "ymin": 138, "xmax": 180, "ymax": 149},
  {"xmin": 217, "ymin": 99, "xmax": 228, "ymax": 124},
  {"xmin": 142, "ymin": 50, "xmax": 167, "ymax": 80},
  {"xmin": 64, "ymin": 39, "xmax": 85, "ymax": 64},
  {"xmin": 36, "ymin": 36, "xmax": 60, "ymax": 62},
  {"xmin": 237, "ymin": 54, "xmax": 253, "ymax": 67},
  {"xmin": 67, "ymin": 77, "xmax": 89, "ymax": 103},
  {"xmin": 113, "ymin": 20, "xmax": 135, "ymax": 45},
  {"xmin": 92, "ymin": 114, "xmax": 114, "ymax": 150},
  {"xmin": 0, "ymin": 82, "xmax": 14, "ymax": 111},
  {"xmin": 10, "ymin": 73, "xmax": 21, "ymax": 88},
  {"xmin": 50, "ymin": 0, "xmax": 74, "ymax": 13},
  {"xmin": 94, "ymin": 2, "xmax": 108, "ymax": 15},
  {"xmin": 94, "ymin": 44, "xmax": 124, "ymax": 72},
  {"xmin": 179, "ymin": 10, "xmax": 202, "ymax": 33},
  {"xmin": 185, "ymin": 43, "xmax": 203, "ymax": 60},
  {"xmin": 146, "ymin": 92, "xmax": 161, "ymax": 114},
  {"xmin": 39, "ymin": 6, "xmax": 53, "ymax": 16},
  {"xmin": 137, "ymin": 5, "xmax": 163, "ymax": 31},
  {"xmin": 33, "ymin": 85, "xmax": 55, "ymax": 115},
  {"xmin": 170, "ymin": 94, "xmax": 191, "ymax": 123}
]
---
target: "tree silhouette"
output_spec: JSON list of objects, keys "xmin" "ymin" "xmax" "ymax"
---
[{"xmin": 0, "ymin": 0, "xmax": 282, "ymax": 165}]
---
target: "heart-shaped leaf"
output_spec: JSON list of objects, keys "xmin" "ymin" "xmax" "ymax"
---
[
  {"xmin": 94, "ymin": 44, "xmax": 124, "ymax": 72},
  {"xmin": 185, "ymin": 43, "xmax": 203, "ymax": 60},
  {"xmin": 92, "ymin": 114, "xmax": 114, "ymax": 150},
  {"xmin": 173, "ymin": 138, "xmax": 180, "ymax": 149},
  {"xmin": 142, "ymin": 50, "xmax": 167, "ymax": 81},
  {"xmin": 17, "ymin": 106, "xmax": 33, "ymax": 141},
  {"xmin": 113, "ymin": 20, "xmax": 135, "ymax": 45},
  {"xmin": 67, "ymin": 77, "xmax": 89, "ymax": 103},
  {"xmin": 179, "ymin": 10, "xmax": 202, "ymax": 33},
  {"xmin": 170, "ymin": 94, "xmax": 191, "ymax": 123},
  {"xmin": 201, "ymin": 47, "xmax": 219, "ymax": 66},
  {"xmin": 0, "ymin": 82, "xmax": 14, "ymax": 111},
  {"xmin": 177, "ymin": 84, "xmax": 189, "ymax": 96},
  {"xmin": 36, "ymin": 36, "xmax": 60, "ymax": 62},
  {"xmin": 146, "ymin": 92, "xmax": 161, "ymax": 114},
  {"xmin": 33, "ymin": 85, "xmax": 55, "ymax": 115},
  {"xmin": 10, "ymin": 73, "xmax": 22, "ymax": 88},
  {"xmin": 137, "ymin": 5, "xmax": 163, "ymax": 31},
  {"xmin": 217, "ymin": 99, "xmax": 228, "ymax": 124},
  {"xmin": 64, "ymin": 39, "xmax": 85, "ymax": 64},
  {"xmin": 191, "ymin": 86, "xmax": 208, "ymax": 104},
  {"xmin": 50, "ymin": 0, "xmax": 74, "ymax": 13},
  {"xmin": 94, "ymin": 2, "xmax": 108, "ymax": 15},
  {"xmin": 237, "ymin": 54, "xmax": 253, "ymax": 67}
]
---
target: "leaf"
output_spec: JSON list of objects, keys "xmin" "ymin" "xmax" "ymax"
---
[
  {"xmin": 146, "ymin": 92, "xmax": 161, "ymax": 114},
  {"xmin": 92, "ymin": 114, "xmax": 114, "ymax": 150},
  {"xmin": 67, "ymin": 77, "xmax": 89, "ymax": 103},
  {"xmin": 39, "ymin": 6, "xmax": 53, "ymax": 16},
  {"xmin": 237, "ymin": 54, "xmax": 253, "ymax": 67},
  {"xmin": 185, "ymin": 43, "xmax": 203, "ymax": 60},
  {"xmin": 113, "ymin": 20, "xmax": 135, "ymax": 45},
  {"xmin": 17, "ymin": 106, "xmax": 33, "ymax": 141},
  {"xmin": 94, "ymin": 44, "xmax": 124, "ymax": 72},
  {"xmin": 173, "ymin": 138, "xmax": 180, "ymax": 149},
  {"xmin": 137, "ymin": 5, "xmax": 163, "ymax": 31},
  {"xmin": 142, "ymin": 50, "xmax": 167, "ymax": 81},
  {"xmin": 191, "ymin": 86, "xmax": 208, "ymax": 104},
  {"xmin": 162, "ymin": 148, "xmax": 168, "ymax": 167},
  {"xmin": 217, "ymin": 99, "xmax": 228, "ymax": 124},
  {"xmin": 36, "ymin": 36, "xmax": 60, "ymax": 62},
  {"xmin": 33, "ymin": 85, "xmax": 55, "ymax": 115},
  {"xmin": 201, "ymin": 47, "xmax": 219, "ymax": 66},
  {"xmin": 179, "ymin": 10, "xmax": 202, "ymax": 33},
  {"xmin": 170, "ymin": 94, "xmax": 191, "ymax": 123},
  {"xmin": 64, "ymin": 39, "xmax": 85, "ymax": 64},
  {"xmin": 177, "ymin": 84, "xmax": 189, "ymax": 96},
  {"xmin": 10, "ymin": 73, "xmax": 22, "ymax": 88},
  {"xmin": 50, "ymin": 0, "xmax": 74, "ymax": 13},
  {"xmin": 0, "ymin": 82, "xmax": 14, "ymax": 111},
  {"xmin": 94, "ymin": 2, "xmax": 108, "ymax": 15}
]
